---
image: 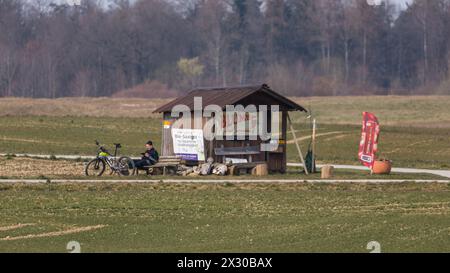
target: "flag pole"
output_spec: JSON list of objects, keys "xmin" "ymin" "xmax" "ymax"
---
[
  {"xmin": 312, "ymin": 118, "xmax": 317, "ymax": 173},
  {"xmin": 287, "ymin": 113, "xmax": 309, "ymax": 175}
]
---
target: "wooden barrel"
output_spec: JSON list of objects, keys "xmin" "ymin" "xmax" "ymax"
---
[{"xmin": 253, "ymin": 164, "xmax": 268, "ymax": 176}]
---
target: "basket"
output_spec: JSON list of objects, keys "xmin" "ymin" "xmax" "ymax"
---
[{"xmin": 372, "ymin": 159, "xmax": 392, "ymax": 175}]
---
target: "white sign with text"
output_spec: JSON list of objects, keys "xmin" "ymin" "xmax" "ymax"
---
[{"xmin": 172, "ymin": 129, "xmax": 206, "ymax": 161}]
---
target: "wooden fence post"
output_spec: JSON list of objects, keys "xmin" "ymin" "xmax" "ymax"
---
[{"xmin": 287, "ymin": 113, "xmax": 309, "ymax": 175}]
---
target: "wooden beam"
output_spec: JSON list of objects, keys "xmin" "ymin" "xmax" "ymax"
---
[
  {"xmin": 287, "ymin": 113, "xmax": 309, "ymax": 175},
  {"xmin": 311, "ymin": 118, "xmax": 317, "ymax": 173}
]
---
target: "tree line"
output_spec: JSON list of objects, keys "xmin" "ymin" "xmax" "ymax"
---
[{"xmin": 0, "ymin": 0, "xmax": 449, "ymax": 98}]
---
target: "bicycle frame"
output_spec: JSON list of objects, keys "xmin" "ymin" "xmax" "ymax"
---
[
  {"xmin": 86, "ymin": 140, "xmax": 135, "ymax": 177},
  {"xmin": 96, "ymin": 143, "xmax": 122, "ymax": 171}
]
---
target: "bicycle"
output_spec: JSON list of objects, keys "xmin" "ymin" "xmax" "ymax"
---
[{"xmin": 85, "ymin": 140, "xmax": 136, "ymax": 177}]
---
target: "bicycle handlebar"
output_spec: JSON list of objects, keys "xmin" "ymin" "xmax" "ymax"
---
[{"xmin": 95, "ymin": 140, "xmax": 119, "ymax": 156}]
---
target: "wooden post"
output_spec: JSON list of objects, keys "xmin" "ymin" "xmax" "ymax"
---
[
  {"xmin": 321, "ymin": 165, "xmax": 334, "ymax": 179},
  {"xmin": 253, "ymin": 163, "xmax": 268, "ymax": 176},
  {"xmin": 287, "ymin": 113, "xmax": 309, "ymax": 175},
  {"xmin": 281, "ymin": 111, "xmax": 288, "ymax": 173},
  {"xmin": 162, "ymin": 113, "xmax": 175, "ymax": 157},
  {"xmin": 312, "ymin": 118, "xmax": 317, "ymax": 173}
]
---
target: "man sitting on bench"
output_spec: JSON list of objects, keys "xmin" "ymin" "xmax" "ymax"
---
[{"xmin": 134, "ymin": 141, "xmax": 159, "ymax": 169}]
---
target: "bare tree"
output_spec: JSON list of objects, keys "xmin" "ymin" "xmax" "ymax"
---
[
  {"xmin": 0, "ymin": 0, "xmax": 449, "ymax": 98},
  {"xmin": 195, "ymin": 0, "xmax": 228, "ymax": 86}
]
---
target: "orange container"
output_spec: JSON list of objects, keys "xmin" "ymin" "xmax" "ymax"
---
[{"xmin": 372, "ymin": 160, "xmax": 392, "ymax": 175}]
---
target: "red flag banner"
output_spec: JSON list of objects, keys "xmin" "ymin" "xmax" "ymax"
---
[{"xmin": 358, "ymin": 112, "xmax": 380, "ymax": 170}]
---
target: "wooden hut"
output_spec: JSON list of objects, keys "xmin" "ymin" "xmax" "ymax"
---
[{"xmin": 154, "ymin": 84, "xmax": 307, "ymax": 173}]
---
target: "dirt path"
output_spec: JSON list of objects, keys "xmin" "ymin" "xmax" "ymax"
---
[
  {"xmin": 288, "ymin": 163, "xmax": 450, "ymax": 178},
  {"xmin": 2, "ymin": 153, "xmax": 450, "ymax": 179},
  {"xmin": 286, "ymin": 131, "xmax": 345, "ymax": 144},
  {"xmin": 0, "ymin": 225, "xmax": 107, "ymax": 241},
  {"xmin": 0, "ymin": 223, "xmax": 36, "ymax": 232},
  {"xmin": 0, "ymin": 179, "xmax": 448, "ymax": 184}
]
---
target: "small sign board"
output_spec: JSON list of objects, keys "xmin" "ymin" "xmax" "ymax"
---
[{"xmin": 163, "ymin": 120, "xmax": 172, "ymax": 129}]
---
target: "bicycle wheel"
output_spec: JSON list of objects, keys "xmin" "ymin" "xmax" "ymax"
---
[
  {"xmin": 118, "ymin": 156, "xmax": 135, "ymax": 176},
  {"xmin": 85, "ymin": 158, "xmax": 106, "ymax": 176}
]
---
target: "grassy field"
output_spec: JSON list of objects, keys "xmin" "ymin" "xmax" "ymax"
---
[
  {"xmin": 292, "ymin": 96, "xmax": 450, "ymax": 128},
  {"xmin": 1, "ymin": 96, "xmax": 450, "ymax": 128},
  {"xmin": 0, "ymin": 96, "xmax": 449, "ymax": 253},
  {"xmin": 0, "ymin": 182, "xmax": 449, "ymax": 253},
  {"xmin": 0, "ymin": 116, "xmax": 449, "ymax": 170},
  {"xmin": 0, "ymin": 116, "xmax": 160, "ymax": 156}
]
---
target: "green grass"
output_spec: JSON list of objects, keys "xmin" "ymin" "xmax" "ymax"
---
[
  {"xmin": 291, "ymin": 96, "xmax": 450, "ymax": 127},
  {"xmin": 0, "ymin": 183, "xmax": 449, "ymax": 253},
  {"xmin": 0, "ymin": 116, "xmax": 161, "ymax": 156},
  {"xmin": 0, "ymin": 97, "xmax": 449, "ymax": 253}
]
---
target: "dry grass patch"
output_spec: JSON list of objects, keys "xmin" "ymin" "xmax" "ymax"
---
[
  {"xmin": 0, "ymin": 225, "xmax": 107, "ymax": 241},
  {"xmin": 290, "ymin": 96, "xmax": 450, "ymax": 128},
  {"xmin": 1, "ymin": 96, "xmax": 450, "ymax": 128},
  {"xmin": 0, "ymin": 157, "xmax": 85, "ymax": 178},
  {"xmin": 0, "ymin": 98, "xmax": 171, "ymax": 118}
]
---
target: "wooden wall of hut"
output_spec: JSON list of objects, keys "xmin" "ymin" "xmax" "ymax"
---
[{"xmin": 161, "ymin": 110, "xmax": 288, "ymax": 173}]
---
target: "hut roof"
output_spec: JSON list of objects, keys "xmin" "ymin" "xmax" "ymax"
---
[{"xmin": 154, "ymin": 84, "xmax": 307, "ymax": 113}]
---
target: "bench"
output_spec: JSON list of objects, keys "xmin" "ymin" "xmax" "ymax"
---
[
  {"xmin": 214, "ymin": 145, "xmax": 261, "ymax": 164},
  {"xmin": 214, "ymin": 145, "xmax": 267, "ymax": 175},
  {"xmin": 136, "ymin": 156, "xmax": 182, "ymax": 176}
]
